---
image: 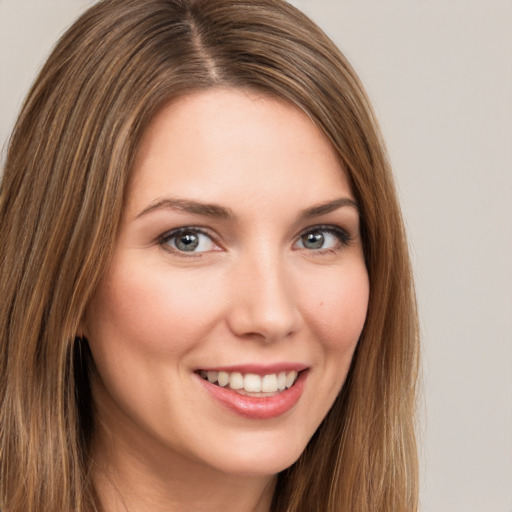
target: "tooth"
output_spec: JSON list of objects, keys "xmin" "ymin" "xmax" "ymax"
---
[
  {"xmin": 229, "ymin": 372, "xmax": 244, "ymax": 390},
  {"xmin": 277, "ymin": 372, "xmax": 287, "ymax": 391},
  {"xmin": 207, "ymin": 371, "xmax": 218, "ymax": 383},
  {"xmin": 205, "ymin": 369, "xmax": 298, "ymax": 392},
  {"xmin": 285, "ymin": 371, "xmax": 298, "ymax": 389},
  {"xmin": 261, "ymin": 374, "xmax": 278, "ymax": 393},
  {"xmin": 244, "ymin": 374, "xmax": 262, "ymax": 392},
  {"xmin": 218, "ymin": 371, "xmax": 229, "ymax": 387}
]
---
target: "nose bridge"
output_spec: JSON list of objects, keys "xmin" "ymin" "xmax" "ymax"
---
[{"xmin": 227, "ymin": 243, "xmax": 301, "ymax": 342}]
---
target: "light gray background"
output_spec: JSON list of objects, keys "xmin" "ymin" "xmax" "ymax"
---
[{"xmin": 1, "ymin": 1, "xmax": 511, "ymax": 511}]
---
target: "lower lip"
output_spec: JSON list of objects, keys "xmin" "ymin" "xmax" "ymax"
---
[{"xmin": 197, "ymin": 371, "xmax": 308, "ymax": 420}]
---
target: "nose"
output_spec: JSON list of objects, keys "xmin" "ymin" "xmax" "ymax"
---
[{"xmin": 226, "ymin": 249, "xmax": 302, "ymax": 343}]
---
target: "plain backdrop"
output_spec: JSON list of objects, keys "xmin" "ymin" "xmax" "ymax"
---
[{"xmin": 1, "ymin": 1, "xmax": 511, "ymax": 511}]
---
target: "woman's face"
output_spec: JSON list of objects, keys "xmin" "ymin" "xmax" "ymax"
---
[{"xmin": 84, "ymin": 89, "xmax": 369, "ymax": 477}]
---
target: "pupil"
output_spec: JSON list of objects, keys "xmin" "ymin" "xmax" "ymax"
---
[
  {"xmin": 303, "ymin": 232, "xmax": 324, "ymax": 249},
  {"xmin": 176, "ymin": 232, "xmax": 199, "ymax": 251}
]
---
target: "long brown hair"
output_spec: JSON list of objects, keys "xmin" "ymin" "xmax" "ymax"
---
[{"xmin": 0, "ymin": 0, "xmax": 419, "ymax": 510}]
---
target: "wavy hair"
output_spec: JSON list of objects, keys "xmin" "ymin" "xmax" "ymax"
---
[{"xmin": 0, "ymin": 0, "xmax": 419, "ymax": 510}]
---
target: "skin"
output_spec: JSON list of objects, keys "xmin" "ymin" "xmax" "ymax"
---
[{"xmin": 84, "ymin": 88, "xmax": 370, "ymax": 512}]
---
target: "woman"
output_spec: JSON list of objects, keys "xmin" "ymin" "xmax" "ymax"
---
[{"xmin": 0, "ymin": 0, "xmax": 419, "ymax": 511}]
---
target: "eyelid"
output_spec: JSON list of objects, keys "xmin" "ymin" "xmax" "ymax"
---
[
  {"xmin": 294, "ymin": 224, "xmax": 353, "ymax": 250},
  {"xmin": 157, "ymin": 226, "xmax": 222, "ymax": 255},
  {"xmin": 156, "ymin": 223, "xmax": 353, "ymax": 257}
]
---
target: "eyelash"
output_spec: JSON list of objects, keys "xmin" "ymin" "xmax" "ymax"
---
[
  {"xmin": 158, "ymin": 227, "xmax": 220, "ymax": 257},
  {"xmin": 157, "ymin": 225, "xmax": 353, "ymax": 257},
  {"xmin": 295, "ymin": 225, "xmax": 353, "ymax": 254}
]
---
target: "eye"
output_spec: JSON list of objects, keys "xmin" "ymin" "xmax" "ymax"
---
[
  {"xmin": 294, "ymin": 226, "xmax": 351, "ymax": 252},
  {"xmin": 160, "ymin": 228, "xmax": 218, "ymax": 254}
]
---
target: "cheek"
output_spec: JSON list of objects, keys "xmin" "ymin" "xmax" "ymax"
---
[
  {"xmin": 298, "ymin": 263, "xmax": 369, "ymax": 408},
  {"xmin": 295, "ymin": 261, "xmax": 369, "ymax": 435},
  {"xmin": 301, "ymin": 262, "xmax": 369, "ymax": 354},
  {"xmin": 86, "ymin": 260, "xmax": 226, "ymax": 357}
]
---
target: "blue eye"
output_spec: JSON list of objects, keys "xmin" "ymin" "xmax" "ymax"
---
[
  {"xmin": 161, "ymin": 228, "xmax": 217, "ymax": 253},
  {"xmin": 295, "ymin": 227, "xmax": 350, "ymax": 251}
]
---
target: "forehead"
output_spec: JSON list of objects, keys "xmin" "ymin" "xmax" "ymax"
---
[{"xmin": 127, "ymin": 88, "xmax": 352, "ymax": 216}]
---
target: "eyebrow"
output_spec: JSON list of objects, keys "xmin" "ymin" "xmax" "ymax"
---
[
  {"xmin": 136, "ymin": 196, "xmax": 359, "ymax": 221},
  {"xmin": 298, "ymin": 197, "xmax": 359, "ymax": 220},
  {"xmin": 136, "ymin": 197, "xmax": 235, "ymax": 220}
]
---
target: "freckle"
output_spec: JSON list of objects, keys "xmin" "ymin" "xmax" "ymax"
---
[{"xmin": 320, "ymin": 301, "xmax": 324, "ymax": 307}]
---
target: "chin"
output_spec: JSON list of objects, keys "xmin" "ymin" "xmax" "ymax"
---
[{"xmin": 198, "ymin": 430, "xmax": 310, "ymax": 478}]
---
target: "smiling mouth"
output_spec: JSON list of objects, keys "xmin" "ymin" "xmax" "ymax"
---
[{"xmin": 197, "ymin": 370, "xmax": 300, "ymax": 396}]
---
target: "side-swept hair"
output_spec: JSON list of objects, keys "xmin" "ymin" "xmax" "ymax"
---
[{"xmin": 0, "ymin": 1, "xmax": 419, "ymax": 510}]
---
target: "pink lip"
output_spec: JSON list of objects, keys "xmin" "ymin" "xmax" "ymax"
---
[{"xmin": 196, "ymin": 369, "xmax": 308, "ymax": 420}]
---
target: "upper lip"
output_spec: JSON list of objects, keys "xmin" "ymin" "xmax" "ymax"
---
[{"xmin": 196, "ymin": 363, "xmax": 309, "ymax": 375}]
